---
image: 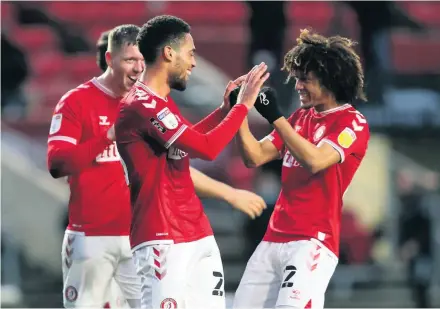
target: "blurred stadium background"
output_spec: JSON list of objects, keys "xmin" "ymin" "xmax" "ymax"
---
[{"xmin": 2, "ymin": 1, "xmax": 440, "ymax": 307}]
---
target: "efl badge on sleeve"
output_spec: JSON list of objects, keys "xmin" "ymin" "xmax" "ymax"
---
[
  {"xmin": 337, "ymin": 127, "xmax": 356, "ymax": 149},
  {"xmin": 157, "ymin": 107, "xmax": 178, "ymax": 130},
  {"xmin": 49, "ymin": 114, "xmax": 63, "ymax": 134}
]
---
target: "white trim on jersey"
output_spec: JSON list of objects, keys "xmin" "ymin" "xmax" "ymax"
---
[
  {"xmin": 164, "ymin": 125, "xmax": 188, "ymax": 149},
  {"xmin": 65, "ymin": 229, "xmax": 86, "ymax": 236},
  {"xmin": 318, "ymin": 103, "xmax": 351, "ymax": 115},
  {"xmin": 91, "ymin": 77, "xmax": 117, "ymax": 98},
  {"xmin": 319, "ymin": 138, "xmax": 345, "ymax": 163},
  {"xmin": 48, "ymin": 136, "xmax": 78, "ymax": 145},
  {"xmin": 131, "ymin": 239, "xmax": 174, "ymax": 253},
  {"xmin": 261, "ymin": 135, "xmax": 283, "ymax": 159},
  {"xmin": 135, "ymin": 80, "xmax": 168, "ymax": 102}
]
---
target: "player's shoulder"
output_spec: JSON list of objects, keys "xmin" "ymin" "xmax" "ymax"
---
[
  {"xmin": 287, "ymin": 108, "xmax": 306, "ymax": 124},
  {"xmin": 338, "ymin": 105, "xmax": 369, "ymax": 130},
  {"xmin": 121, "ymin": 83, "xmax": 165, "ymax": 112},
  {"xmin": 54, "ymin": 79, "xmax": 97, "ymax": 113}
]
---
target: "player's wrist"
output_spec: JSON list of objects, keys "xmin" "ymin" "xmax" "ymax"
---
[
  {"xmin": 222, "ymin": 187, "xmax": 237, "ymax": 204},
  {"xmin": 218, "ymin": 104, "xmax": 229, "ymax": 116}
]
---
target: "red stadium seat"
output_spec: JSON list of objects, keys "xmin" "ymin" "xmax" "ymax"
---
[
  {"xmin": 398, "ymin": 2, "xmax": 440, "ymax": 28},
  {"xmin": 47, "ymin": 2, "xmax": 147, "ymax": 27},
  {"xmin": 29, "ymin": 51, "xmax": 64, "ymax": 79},
  {"xmin": 88, "ymin": 24, "xmax": 113, "ymax": 45},
  {"xmin": 391, "ymin": 31, "xmax": 440, "ymax": 74},
  {"xmin": 65, "ymin": 54, "xmax": 101, "ymax": 81},
  {"xmin": 46, "ymin": 2, "xmax": 106, "ymax": 24},
  {"xmin": 287, "ymin": 2, "xmax": 334, "ymax": 33},
  {"xmin": 156, "ymin": 2, "xmax": 248, "ymax": 24},
  {"xmin": 1, "ymin": 2, "xmax": 16, "ymax": 28},
  {"xmin": 12, "ymin": 26, "xmax": 58, "ymax": 53}
]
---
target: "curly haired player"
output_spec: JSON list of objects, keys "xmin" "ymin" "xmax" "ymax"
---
[{"xmin": 232, "ymin": 29, "xmax": 370, "ymax": 309}]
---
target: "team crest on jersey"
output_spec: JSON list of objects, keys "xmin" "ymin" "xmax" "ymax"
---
[
  {"xmin": 157, "ymin": 107, "xmax": 178, "ymax": 129},
  {"xmin": 313, "ymin": 125, "xmax": 326, "ymax": 142},
  {"xmin": 337, "ymin": 127, "xmax": 356, "ymax": 148},
  {"xmin": 49, "ymin": 114, "xmax": 62, "ymax": 134},
  {"xmin": 160, "ymin": 298, "xmax": 177, "ymax": 309}
]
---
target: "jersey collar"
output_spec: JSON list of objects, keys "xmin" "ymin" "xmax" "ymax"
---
[
  {"xmin": 313, "ymin": 103, "xmax": 351, "ymax": 117},
  {"xmin": 135, "ymin": 80, "xmax": 168, "ymax": 102}
]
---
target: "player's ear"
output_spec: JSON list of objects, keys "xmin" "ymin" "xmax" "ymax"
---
[
  {"xmin": 105, "ymin": 50, "xmax": 113, "ymax": 69},
  {"xmin": 163, "ymin": 46, "xmax": 174, "ymax": 62}
]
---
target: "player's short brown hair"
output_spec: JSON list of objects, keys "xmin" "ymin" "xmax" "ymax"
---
[
  {"xmin": 108, "ymin": 24, "xmax": 140, "ymax": 54},
  {"xmin": 283, "ymin": 28, "xmax": 366, "ymax": 103},
  {"xmin": 96, "ymin": 30, "xmax": 110, "ymax": 72}
]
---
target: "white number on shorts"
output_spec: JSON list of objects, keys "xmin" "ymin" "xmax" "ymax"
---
[
  {"xmin": 212, "ymin": 271, "xmax": 224, "ymax": 296},
  {"xmin": 281, "ymin": 265, "xmax": 297, "ymax": 288}
]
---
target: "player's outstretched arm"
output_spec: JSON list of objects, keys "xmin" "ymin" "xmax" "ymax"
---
[
  {"xmin": 173, "ymin": 63, "xmax": 270, "ymax": 161},
  {"xmin": 189, "ymin": 167, "xmax": 266, "ymax": 219},
  {"xmin": 236, "ymin": 118, "xmax": 280, "ymax": 168},
  {"xmin": 190, "ymin": 75, "xmax": 247, "ymax": 134},
  {"xmin": 272, "ymin": 118, "xmax": 341, "ymax": 174}
]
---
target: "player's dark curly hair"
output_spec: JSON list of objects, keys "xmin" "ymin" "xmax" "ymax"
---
[
  {"xmin": 96, "ymin": 30, "xmax": 110, "ymax": 72},
  {"xmin": 137, "ymin": 15, "xmax": 191, "ymax": 65},
  {"xmin": 282, "ymin": 28, "xmax": 366, "ymax": 103},
  {"xmin": 108, "ymin": 24, "xmax": 140, "ymax": 54}
]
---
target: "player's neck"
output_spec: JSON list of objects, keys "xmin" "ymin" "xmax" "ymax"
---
[
  {"xmin": 314, "ymin": 99, "xmax": 340, "ymax": 113},
  {"xmin": 139, "ymin": 68, "xmax": 170, "ymax": 99},
  {"xmin": 96, "ymin": 70, "xmax": 126, "ymax": 98}
]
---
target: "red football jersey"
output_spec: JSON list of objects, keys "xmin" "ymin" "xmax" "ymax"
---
[
  {"xmin": 47, "ymin": 78, "xmax": 131, "ymax": 236},
  {"xmin": 115, "ymin": 81, "xmax": 249, "ymax": 250},
  {"xmin": 263, "ymin": 104, "xmax": 370, "ymax": 255}
]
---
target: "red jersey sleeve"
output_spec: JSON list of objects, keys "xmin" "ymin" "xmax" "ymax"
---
[
  {"xmin": 191, "ymin": 108, "xmax": 225, "ymax": 133},
  {"xmin": 319, "ymin": 110, "xmax": 370, "ymax": 163},
  {"xmin": 134, "ymin": 99, "xmax": 248, "ymax": 161},
  {"xmin": 177, "ymin": 108, "xmax": 225, "ymax": 134},
  {"xmin": 47, "ymin": 90, "xmax": 112, "ymax": 178},
  {"xmin": 133, "ymin": 100, "xmax": 190, "ymax": 149}
]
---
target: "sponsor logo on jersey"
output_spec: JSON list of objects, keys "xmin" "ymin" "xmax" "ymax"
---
[
  {"xmin": 337, "ymin": 127, "xmax": 356, "ymax": 148},
  {"xmin": 49, "ymin": 114, "xmax": 62, "ymax": 134},
  {"xmin": 150, "ymin": 118, "xmax": 167, "ymax": 134},
  {"xmin": 157, "ymin": 107, "xmax": 178, "ymax": 129},
  {"xmin": 96, "ymin": 142, "xmax": 121, "ymax": 162}
]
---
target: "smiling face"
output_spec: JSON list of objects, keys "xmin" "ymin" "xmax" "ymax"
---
[
  {"xmin": 107, "ymin": 43, "xmax": 145, "ymax": 93},
  {"xmin": 294, "ymin": 70, "xmax": 332, "ymax": 110},
  {"xmin": 167, "ymin": 33, "xmax": 196, "ymax": 91}
]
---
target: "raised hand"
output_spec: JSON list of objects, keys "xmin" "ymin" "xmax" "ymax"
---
[
  {"xmin": 221, "ymin": 75, "xmax": 247, "ymax": 112},
  {"xmin": 254, "ymin": 87, "xmax": 282, "ymax": 123},
  {"xmin": 236, "ymin": 62, "xmax": 270, "ymax": 110}
]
